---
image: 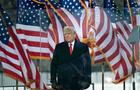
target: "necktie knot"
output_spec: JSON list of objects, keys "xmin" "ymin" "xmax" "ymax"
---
[{"xmin": 70, "ymin": 43, "xmax": 72, "ymax": 47}]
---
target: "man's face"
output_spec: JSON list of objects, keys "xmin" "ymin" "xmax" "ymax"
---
[{"xmin": 64, "ymin": 30, "xmax": 76, "ymax": 43}]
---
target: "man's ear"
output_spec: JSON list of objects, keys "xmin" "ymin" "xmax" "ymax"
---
[{"xmin": 74, "ymin": 33, "xmax": 76, "ymax": 38}]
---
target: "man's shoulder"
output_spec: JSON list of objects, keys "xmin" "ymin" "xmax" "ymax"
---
[
  {"xmin": 77, "ymin": 41, "xmax": 88, "ymax": 47},
  {"xmin": 56, "ymin": 41, "xmax": 67, "ymax": 47}
]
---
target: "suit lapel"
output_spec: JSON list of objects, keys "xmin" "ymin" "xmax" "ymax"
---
[
  {"xmin": 64, "ymin": 42, "xmax": 71, "ymax": 57},
  {"xmin": 64, "ymin": 40, "xmax": 80, "ymax": 58},
  {"xmin": 71, "ymin": 40, "xmax": 79, "ymax": 57}
]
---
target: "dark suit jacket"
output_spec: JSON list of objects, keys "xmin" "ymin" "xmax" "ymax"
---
[{"xmin": 50, "ymin": 40, "xmax": 91, "ymax": 89}]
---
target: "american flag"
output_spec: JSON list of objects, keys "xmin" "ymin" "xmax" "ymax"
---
[
  {"xmin": 16, "ymin": 0, "xmax": 51, "ymax": 60},
  {"xmin": 124, "ymin": 0, "xmax": 140, "ymax": 24},
  {"xmin": 123, "ymin": 0, "xmax": 140, "ymax": 70},
  {"xmin": 104, "ymin": 0, "xmax": 134, "ymax": 83},
  {"xmin": 0, "ymin": 5, "xmax": 48, "ymax": 89},
  {"xmin": 104, "ymin": 0, "xmax": 123, "ymax": 23},
  {"xmin": 46, "ymin": 0, "xmax": 112, "ymax": 64},
  {"xmin": 49, "ymin": 0, "xmax": 83, "ymax": 18},
  {"xmin": 20, "ymin": 0, "xmax": 99, "ymax": 60},
  {"xmin": 0, "ymin": 5, "xmax": 25, "ymax": 83},
  {"xmin": 56, "ymin": 1, "xmax": 113, "ymax": 64},
  {"xmin": 45, "ymin": 5, "xmax": 64, "ymax": 57},
  {"xmin": 18, "ymin": 0, "xmax": 136, "ymax": 83},
  {"xmin": 18, "ymin": 0, "xmax": 137, "ymax": 81},
  {"xmin": 132, "ymin": 14, "xmax": 140, "ymax": 26},
  {"xmin": 34, "ymin": 0, "xmax": 122, "ymax": 65}
]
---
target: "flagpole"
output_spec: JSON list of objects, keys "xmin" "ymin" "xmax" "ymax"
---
[
  {"xmin": 126, "ymin": 0, "xmax": 134, "ymax": 25},
  {"xmin": 123, "ymin": 81, "xmax": 125, "ymax": 90},
  {"xmin": 125, "ymin": 1, "xmax": 140, "ymax": 80},
  {"xmin": 128, "ymin": 26, "xmax": 140, "ymax": 90},
  {"xmin": 128, "ymin": 35, "xmax": 136, "ymax": 90},
  {"xmin": 93, "ymin": 45, "xmax": 107, "ymax": 90},
  {"xmin": 132, "ymin": 44, "xmax": 135, "ymax": 90},
  {"xmin": 126, "ymin": 0, "xmax": 136, "ymax": 90},
  {"xmin": 101, "ymin": 62, "xmax": 104, "ymax": 90},
  {"xmin": 16, "ymin": 80, "xmax": 18, "ymax": 90},
  {"xmin": 92, "ymin": 83, "xmax": 94, "ymax": 90},
  {"xmin": 89, "ymin": 0, "xmax": 92, "ymax": 8}
]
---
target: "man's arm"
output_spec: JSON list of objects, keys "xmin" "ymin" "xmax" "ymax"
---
[
  {"xmin": 50, "ymin": 45, "xmax": 59, "ymax": 84},
  {"xmin": 84, "ymin": 45, "xmax": 92, "ymax": 80}
]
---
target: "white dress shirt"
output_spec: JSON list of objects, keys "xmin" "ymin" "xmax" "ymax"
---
[{"xmin": 69, "ymin": 40, "xmax": 75, "ymax": 51}]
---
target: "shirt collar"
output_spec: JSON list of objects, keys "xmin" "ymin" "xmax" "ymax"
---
[
  {"xmin": 68, "ymin": 40, "xmax": 75, "ymax": 46},
  {"xmin": 70, "ymin": 40, "xmax": 75, "ymax": 44}
]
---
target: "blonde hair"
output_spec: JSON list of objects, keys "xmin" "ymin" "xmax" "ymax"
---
[{"xmin": 63, "ymin": 26, "xmax": 76, "ymax": 34}]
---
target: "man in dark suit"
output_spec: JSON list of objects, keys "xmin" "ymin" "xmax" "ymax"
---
[{"xmin": 50, "ymin": 26, "xmax": 91, "ymax": 90}]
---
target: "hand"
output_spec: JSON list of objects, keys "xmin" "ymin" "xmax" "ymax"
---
[
  {"xmin": 52, "ymin": 83, "xmax": 57, "ymax": 89},
  {"xmin": 52, "ymin": 83, "xmax": 63, "ymax": 90},
  {"xmin": 78, "ymin": 76, "xmax": 91, "ymax": 89},
  {"xmin": 78, "ymin": 81, "xmax": 90, "ymax": 89}
]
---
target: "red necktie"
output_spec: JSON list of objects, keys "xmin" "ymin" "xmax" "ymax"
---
[{"xmin": 69, "ymin": 43, "xmax": 72, "ymax": 55}]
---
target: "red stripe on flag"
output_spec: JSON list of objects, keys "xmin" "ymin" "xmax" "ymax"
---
[
  {"xmin": 47, "ymin": 8, "xmax": 59, "ymax": 43},
  {"xmin": 8, "ymin": 27, "xmax": 33, "ymax": 81},
  {"xmin": 57, "ymin": 9, "xmax": 74, "ymax": 26},
  {"xmin": 4, "ymin": 68, "xmax": 25, "ymax": 83},
  {"xmin": 16, "ymin": 29, "xmax": 48, "ymax": 37},
  {"xmin": 0, "ymin": 47, "xmax": 18, "ymax": 59},
  {"xmin": 21, "ymin": 39, "xmax": 50, "ymax": 47}
]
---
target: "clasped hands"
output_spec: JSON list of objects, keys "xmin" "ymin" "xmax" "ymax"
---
[{"xmin": 52, "ymin": 83, "xmax": 63, "ymax": 90}]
